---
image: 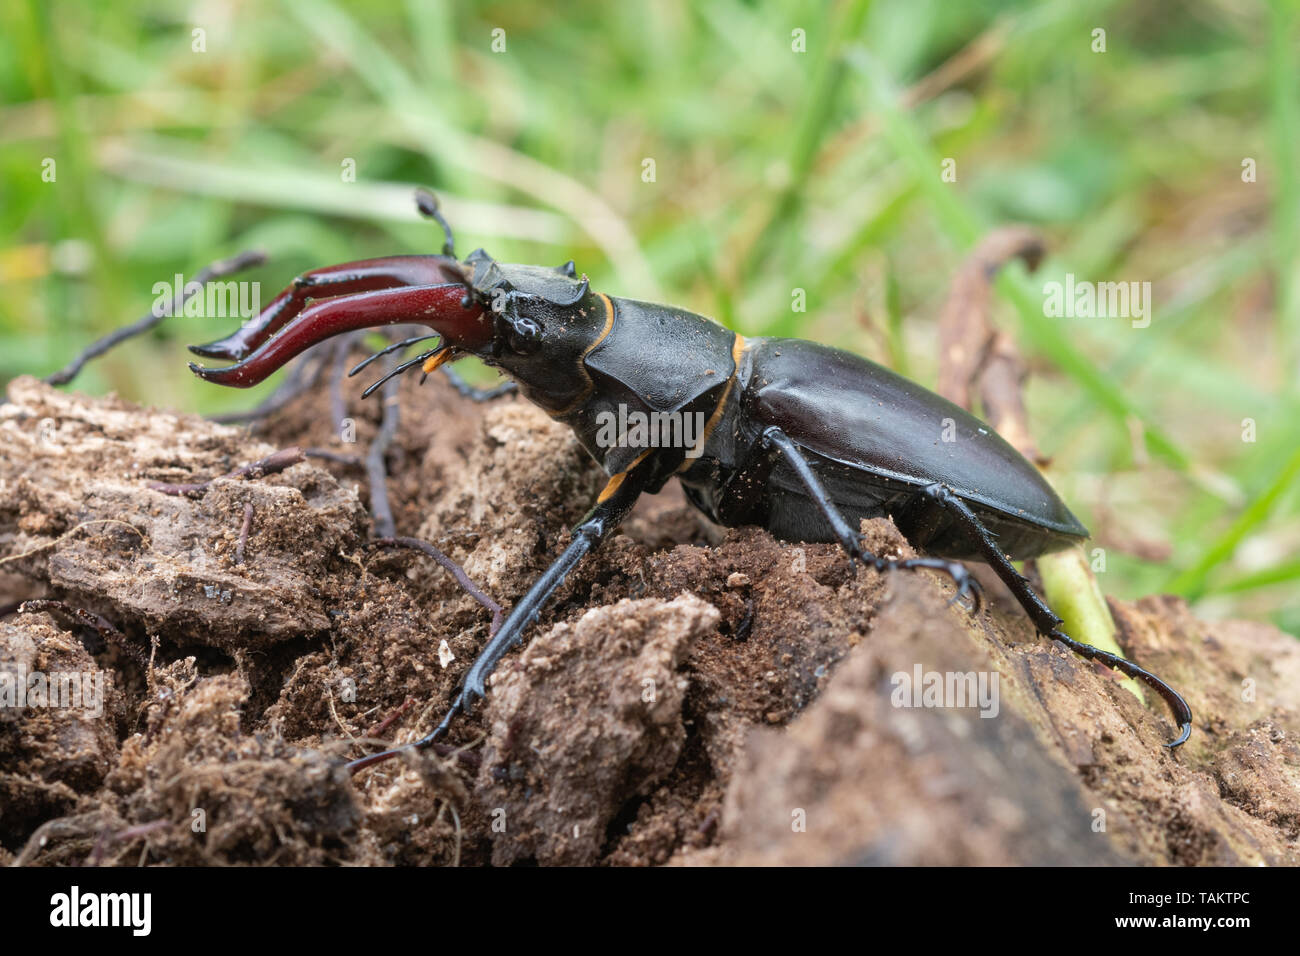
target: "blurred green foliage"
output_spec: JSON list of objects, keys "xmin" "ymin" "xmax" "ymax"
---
[{"xmin": 1, "ymin": 0, "xmax": 1297, "ymax": 631}]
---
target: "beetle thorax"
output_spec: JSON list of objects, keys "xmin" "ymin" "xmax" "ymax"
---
[{"xmin": 459, "ymin": 253, "xmax": 612, "ymax": 416}]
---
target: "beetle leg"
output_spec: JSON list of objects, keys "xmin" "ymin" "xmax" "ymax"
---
[
  {"xmin": 758, "ymin": 427, "xmax": 981, "ymax": 597},
  {"xmin": 910, "ymin": 482, "xmax": 1193, "ymax": 749},
  {"xmin": 713, "ymin": 434, "xmax": 783, "ymax": 526},
  {"xmin": 189, "ymin": 256, "xmax": 463, "ymax": 361},
  {"xmin": 346, "ymin": 451, "xmax": 663, "ymax": 774},
  {"xmin": 460, "ymin": 451, "xmax": 659, "ymax": 706}
]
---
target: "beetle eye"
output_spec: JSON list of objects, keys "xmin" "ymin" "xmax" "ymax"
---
[{"xmin": 507, "ymin": 316, "xmax": 543, "ymax": 354}]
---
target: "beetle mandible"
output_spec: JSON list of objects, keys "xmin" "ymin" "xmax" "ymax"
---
[{"xmin": 189, "ymin": 190, "xmax": 1192, "ymax": 768}]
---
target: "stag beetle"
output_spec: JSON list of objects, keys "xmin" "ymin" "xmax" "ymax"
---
[{"xmin": 190, "ymin": 189, "xmax": 1192, "ymax": 768}]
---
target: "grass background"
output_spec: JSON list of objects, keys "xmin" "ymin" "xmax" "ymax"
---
[{"xmin": 2, "ymin": 0, "xmax": 1297, "ymax": 633}]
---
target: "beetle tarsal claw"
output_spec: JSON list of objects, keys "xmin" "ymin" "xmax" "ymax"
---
[{"xmin": 947, "ymin": 573, "xmax": 983, "ymax": 613}]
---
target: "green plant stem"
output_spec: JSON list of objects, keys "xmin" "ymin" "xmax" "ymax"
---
[{"xmin": 1038, "ymin": 548, "xmax": 1144, "ymax": 704}]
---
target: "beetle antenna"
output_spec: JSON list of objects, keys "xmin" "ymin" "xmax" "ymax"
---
[
  {"xmin": 415, "ymin": 188, "xmax": 456, "ymax": 258},
  {"xmin": 348, "ymin": 333, "xmax": 441, "ymax": 378},
  {"xmin": 362, "ymin": 348, "xmax": 443, "ymax": 399}
]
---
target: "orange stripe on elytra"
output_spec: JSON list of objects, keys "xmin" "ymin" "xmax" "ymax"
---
[
  {"xmin": 678, "ymin": 333, "xmax": 747, "ymax": 471},
  {"xmin": 598, "ymin": 449, "xmax": 652, "ymax": 503}
]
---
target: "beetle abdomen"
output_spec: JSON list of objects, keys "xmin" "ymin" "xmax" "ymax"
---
[
  {"xmin": 739, "ymin": 337, "xmax": 1088, "ymax": 553},
  {"xmin": 756, "ymin": 454, "xmax": 1079, "ymax": 560}
]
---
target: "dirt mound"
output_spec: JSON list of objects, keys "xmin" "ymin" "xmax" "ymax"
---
[{"xmin": 1, "ymin": 375, "xmax": 1297, "ymax": 866}]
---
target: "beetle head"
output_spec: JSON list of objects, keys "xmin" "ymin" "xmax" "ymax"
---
[
  {"xmin": 453, "ymin": 249, "xmax": 610, "ymax": 414},
  {"xmin": 188, "ymin": 190, "xmax": 611, "ymax": 413}
]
